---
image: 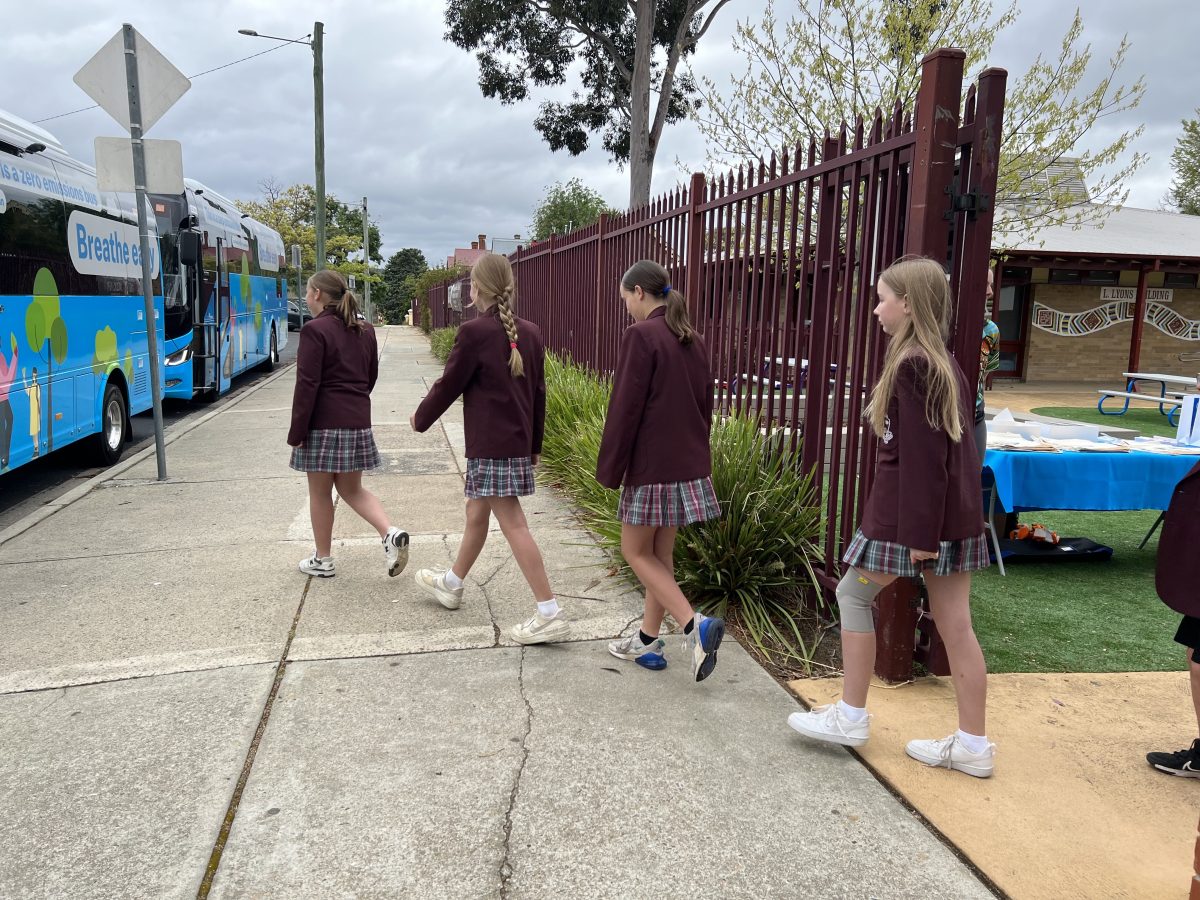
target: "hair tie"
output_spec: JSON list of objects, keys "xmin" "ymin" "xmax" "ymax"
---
[
  {"xmin": 510, "ymin": 341, "xmax": 518, "ymax": 349},
  {"xmin": 661, "ymin": 284, "xmax": 672, "ymax": 296}
]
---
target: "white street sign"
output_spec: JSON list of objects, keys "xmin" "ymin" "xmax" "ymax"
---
[
  {"xmin": 95, "ymin": 137, "xmax": 184, "ymax": 193},
  {"xmin": 73, "ymin": 27, "xmax": 190, "ymax": 134}
]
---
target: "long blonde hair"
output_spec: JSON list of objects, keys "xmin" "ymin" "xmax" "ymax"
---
[
  {"xmin": 864, "ymin": 255, "xmax": 964, "ymax": 441},
  {"xmin": 471, "ymin": 252, "xmax": 523, "ymax": 377},
  {"xmin": 309, "ymin": 269, "xmax": 363, "ymax": 332}
]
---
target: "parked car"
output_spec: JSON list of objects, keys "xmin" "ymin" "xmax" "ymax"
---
[{"xmin": 288, "ymin": 299, "xmax": 310, "ymax": 331}]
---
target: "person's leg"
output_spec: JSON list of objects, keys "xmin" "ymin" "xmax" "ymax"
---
[
  {"xmin": 838, "ymin": 568, "xmax": 895, "ymax": 707},
  {"xmin": 922, "ymin": 571, "xmax": 987, "ymax": 736},
  {"xmin": 451, "ymin": 498, "xmax": 491, "ymax": 580},
  {"xmin": 1192, "ymin": 649, "xmax": 1200, "ymax": 735},
  {"xmin": 307, "ymin": 472, "xmax": 336, "ymax": 557},
  {"xmin": 638, "ymin": 526, "xmax": 676, "ymax": 636},
  {"xmin": 787, "ymin": 566, "xmax": 894, "ymax": 746},
  {"xmin": 488, "ymin": 496, "xmax": 554, "ymax": 601},
  {"xmin": 332, "ymin": 471, "xmax": 390, "ymax": 536},
  {"xmin": 621, "ymin": 524, "xmax": 694, "ymax": 626}
]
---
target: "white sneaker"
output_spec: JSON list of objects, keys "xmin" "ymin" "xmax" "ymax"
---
[
  {"xmin": 905, "ymin": 734, "xmax": 995, "ymax": 778},
  {"xmin": 787, "ymin": 704, "xmax": 870, "ymax": 747},
  {"xmin": 299, "ymin": 554, "xmax": 335, "ymax": 577},
  {"xmin": 383, "ymin": 527, "xmax": 410, "ymax": 577},
  {"xmin": 414, "ymin": 568, "xmax": 464, "ymax": 609},
  {"xmin": 510, "ymin": 611, "xmax": 571, "ymax": 645}
]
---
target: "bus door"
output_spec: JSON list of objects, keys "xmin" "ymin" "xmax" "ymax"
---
[
  {"xmin": 189, "ymin": 235, "xmax": 226, "ymax": 399},
  {"xmin": 216, "ymin": 239, "xmax": 233, "ymax": 395}
]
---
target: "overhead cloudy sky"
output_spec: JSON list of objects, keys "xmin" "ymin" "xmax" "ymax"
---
[{"xmin": 3, "ymin": 1, "xmax": 1194, "ymax": 264}]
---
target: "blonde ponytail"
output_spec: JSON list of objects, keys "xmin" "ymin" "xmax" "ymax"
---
[{"xmin": 496, "ymin": 290, "xmax": 524, "ymax": 378}]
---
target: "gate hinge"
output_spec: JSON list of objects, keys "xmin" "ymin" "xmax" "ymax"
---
[{"xmin": 945, "ymin": 184, "xmax": 992, "ymax": 220}]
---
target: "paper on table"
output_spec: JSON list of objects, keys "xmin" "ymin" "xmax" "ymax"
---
[{"xmin": 987, "ymin": 432, "xmax": 1058, "ymax": 451}]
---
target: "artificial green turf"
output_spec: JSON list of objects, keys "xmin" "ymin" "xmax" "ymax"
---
[
  {"xmin": 971, "ymin": 508, "xmax": 1185, "ymax": 673},
  {"xmin": 1030, "ymin": 405, "xmax": 1180, "ymax": 438}
]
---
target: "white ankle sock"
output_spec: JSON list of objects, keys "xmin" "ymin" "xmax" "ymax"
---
[
  {"xmin": 537, "ymin": 598, "xmax": 560, "ymax": 618},
  {"xmin": 955, "ymin": 729, "xmax": 990, "ymax": 753},
  {"xmin": 837, "ymin": 700, "xmax": 868, "ymax": 723},
  {"xmin": 444, "ymin": 569, "xmax": 464, "ymax": 590}
]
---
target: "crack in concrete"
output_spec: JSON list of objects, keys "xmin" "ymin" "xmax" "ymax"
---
[
  {"xmin": 195, "ymin": 578, "xmax": 312, "ymax": 899},
  {"xmin": 498, "ymin": 646, "xmax": 532, "ymax": 899},
  {"xmin": 478, "ymin": 581, "xmax": 503, "ymax": 648}
]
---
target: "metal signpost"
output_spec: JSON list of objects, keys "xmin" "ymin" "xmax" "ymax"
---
[{"xmin": 74, "ymin": 24, "xmax": 190, "ymax": 481}]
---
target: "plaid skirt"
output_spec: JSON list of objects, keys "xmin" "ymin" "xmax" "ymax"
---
[
  {"xmin": 618, "ymin": 476, "xmax": 721, "ymax": 527},
  {"xmin": 289, "ymin": 428, "xmax": 381, "ymax": 473},
  {"xmin": 465, "ymin": 456, "xmax": 535, "ymax": 499},
  {"xmin": 843, "ymin": 528, "xmax": 991, "ymax": 577}
]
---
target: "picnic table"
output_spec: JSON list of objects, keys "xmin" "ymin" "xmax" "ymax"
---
[{"xmin": 1097, "ymin": 372, "xmax": 1198, "ymax": 426}]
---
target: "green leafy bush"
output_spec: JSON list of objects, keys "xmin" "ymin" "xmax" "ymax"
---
[
  {"xmin": 538, "ymin": 353, "xmax": 825, "ymax": 669},
  {"xmin": 429, "ymin": 327, "xmax": 458, "ymax": 363}
]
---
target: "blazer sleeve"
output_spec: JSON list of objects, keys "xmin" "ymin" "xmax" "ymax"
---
[
  {"xmin": 413, "ymin": 325, "xmax": 479, "ymax": 432},
  {"xmin": 288, "ymin": 326, "xmax": 324, "ymax": 446},
  {"xmin": 532, "ymin": 338, "xmax": 546, "ymax": 456},
  {"xmin": 895, "ymin": 358, "xmax": 949, "ymax": 551},
  {"xmin": 596, "ymin": 327, "xmax": 652, "ymax": 489}
]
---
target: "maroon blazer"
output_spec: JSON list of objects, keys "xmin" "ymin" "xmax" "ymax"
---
[
  {"xmin": 1156, "ymin": 461, "xmax": 1200, "ymax": 616},
  {"xmin": 596, "ymin": 307, "xmax": 714, "ymax": 489},
  {"xmin": 288, "ymin": 310, "xmax": 378, "ymax": 446},
  {"xmin": 413, "ymin": 307, "xmax": 546, "ymax": 459},
  {"xmin": 859, "ymin": 354, "xmax": 984, "ymax": 550}
]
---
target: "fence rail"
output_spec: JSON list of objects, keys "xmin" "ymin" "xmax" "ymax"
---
[{"xmin": 421, "ymin": 49, "xmax": 1007, "ymax": 681}]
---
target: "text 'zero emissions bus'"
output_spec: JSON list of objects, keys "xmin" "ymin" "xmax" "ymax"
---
[{"xmin": 0, "ymin": 109, "xmax": 288, "ymax": 476}]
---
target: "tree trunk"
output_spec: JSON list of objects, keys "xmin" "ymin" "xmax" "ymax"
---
[{"xmin": 627, "ymin": 0, "xmax": 655, "ymax": 209}]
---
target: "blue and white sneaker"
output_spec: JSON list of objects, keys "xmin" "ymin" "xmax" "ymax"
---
[
  {"xmin": 608, "ymin": 632, "xmax": 668, "ymax": 670},
  {"xmin": 683, "ymin": 613, "xmax": 725, "ymax": 682}
]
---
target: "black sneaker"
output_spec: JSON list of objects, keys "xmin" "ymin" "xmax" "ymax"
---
[{"xmin": 1146, "ymin": 738, "xmax": 1200, "ymax": 777}]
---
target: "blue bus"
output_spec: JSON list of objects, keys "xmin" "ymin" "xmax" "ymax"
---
[{"xmin": 0, "ymin": 110, "xmax": 288, "ymax": 474}]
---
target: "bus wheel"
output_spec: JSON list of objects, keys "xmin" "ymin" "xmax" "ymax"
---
[
  {"xmin": 261, "ymin": 327, "xmax": 278, "ymax": 372},
  {"xmin": 94, "ymin": 382, "xmax": 128, "ymax": 467}
]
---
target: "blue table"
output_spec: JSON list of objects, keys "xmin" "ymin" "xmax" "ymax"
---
[
  {"xmin": 984, "ymin": 448, "xmax": 1197, "ymax": 512},
  {"xmin": 982, "ymin": 447, "xmax": 1197, "ymax": 576}
]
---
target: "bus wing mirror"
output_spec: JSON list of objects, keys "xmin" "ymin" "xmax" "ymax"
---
[{"xmin": 179, "ymin": 231, "xmax": 201, "ymax": 267}]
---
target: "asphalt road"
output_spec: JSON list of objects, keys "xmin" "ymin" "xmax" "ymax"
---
[{"xmin": 0, "ymin": 334, "xmax": 298, "ymax": 532}]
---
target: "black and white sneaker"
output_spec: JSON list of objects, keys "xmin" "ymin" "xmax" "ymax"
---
[
  {"xmin": 1146, "ymin": 738, "xmax": 1200, "ymax": 777},
  {"xmin": 384, "ymin": 527, "xmax": 410, "ymax": 577}
]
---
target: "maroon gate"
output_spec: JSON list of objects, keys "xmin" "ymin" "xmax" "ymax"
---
[{"xmin": 422, "ymin": 50, "xmax": 1006, "ymax": 681}]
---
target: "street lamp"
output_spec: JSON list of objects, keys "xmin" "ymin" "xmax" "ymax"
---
[{"xmin": 239, "ymin": 22, "xmax": 326, "ymax": 271}]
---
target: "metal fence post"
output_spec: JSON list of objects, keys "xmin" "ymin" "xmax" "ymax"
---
[{"xmin": 685, "ymin": 172, "xmax": 706, "ymax": 323}]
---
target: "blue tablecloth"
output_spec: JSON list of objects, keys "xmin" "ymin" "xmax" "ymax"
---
[{"xmin": 984, "ymin": 448, "xmax": 1198, "ymax": 512}]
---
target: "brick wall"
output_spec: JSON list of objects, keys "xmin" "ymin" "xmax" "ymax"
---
[{"xmin": 1025, "ymin": 285, "xmax": 1200, "ymax": 383}]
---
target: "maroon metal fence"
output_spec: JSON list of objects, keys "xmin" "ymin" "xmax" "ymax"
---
[{"xmin": 421, "ymin": 49, "xmax": 1006, "ymax": 680}]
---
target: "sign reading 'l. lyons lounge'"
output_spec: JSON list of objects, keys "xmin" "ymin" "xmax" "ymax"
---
[{"xmin": 1100, "ymin": 286, "xmax": 1174, "ymax": 303}]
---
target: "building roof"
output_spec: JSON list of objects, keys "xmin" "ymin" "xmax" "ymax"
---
[
  {"xmin": 1005, "ymin": 204, "xmax": 1200, "ymax": 263},
  {"xmin": 446, "ymin": 247, "xmax": 487, "ymax": 268}
]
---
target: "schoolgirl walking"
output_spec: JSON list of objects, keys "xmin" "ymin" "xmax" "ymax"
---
[
  {"xmin": 598, "ymin": 260, "xmax": 725, "ymax": 681},
  {"xmin": 411, "ymin": 252, "xmax": 569, "ymax": 645},
  {"xmin": 787, "ymin": 255, "xmax": 995, "ymax": 776},
  {"xmin": 288, "ymin": 269, "xmax": 410, "ymax": 579}
]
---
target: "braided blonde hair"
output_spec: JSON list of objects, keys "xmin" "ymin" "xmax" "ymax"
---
[{"xmin": 471, "ymin": 252, "xmax": 524, "ymax": 378}]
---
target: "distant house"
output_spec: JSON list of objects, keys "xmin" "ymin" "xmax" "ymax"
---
[{"xmin": 446, "ymin": 234, "xmax": 490, "ymax": 269}]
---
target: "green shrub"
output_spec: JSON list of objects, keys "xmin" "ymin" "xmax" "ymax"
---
[
  {"xmin": 538, "ymin": 353, "xmax": 825, "ymax": 669},
  {"xmin": 429, "ymin": 327, "xmax": 458, "ymax": 363}
]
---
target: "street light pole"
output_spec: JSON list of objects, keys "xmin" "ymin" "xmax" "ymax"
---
[
  {"xmin": 238, "ymin": 23, "xmax": 325, "ymax": 271},
  {"xmin": 362, "ymin": 195, "xmax": 371, "ymax": 322},
  {"xmin": 313, "ymin": 21, "xmax": 325, "ymax": 271}
]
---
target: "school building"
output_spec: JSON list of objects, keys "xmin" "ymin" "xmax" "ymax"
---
[{"xmin": 992, "ymin": 204, "xmax": 1200, "ymax": 382}]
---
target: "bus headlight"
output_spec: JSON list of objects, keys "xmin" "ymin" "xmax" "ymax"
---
[{"xmin": 165, "ymin": 346, "xmax": 193, "ymax": 366}]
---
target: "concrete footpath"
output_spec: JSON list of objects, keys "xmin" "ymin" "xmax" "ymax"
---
[{"xmin": 0, "ymin": 326, "xmax": 993, "ymax": 899}]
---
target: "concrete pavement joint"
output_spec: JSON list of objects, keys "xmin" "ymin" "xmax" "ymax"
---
[
  {"xmin": 498, "ymin": 646, "xmax": 532, "ymax": 899},
  {"xmin": 196, "ymin": 575, "xmax": 312, "ymax": 899},
  {"xmin": 0, "ymin": 362, "xmax": 296, "ymax": 549}
]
